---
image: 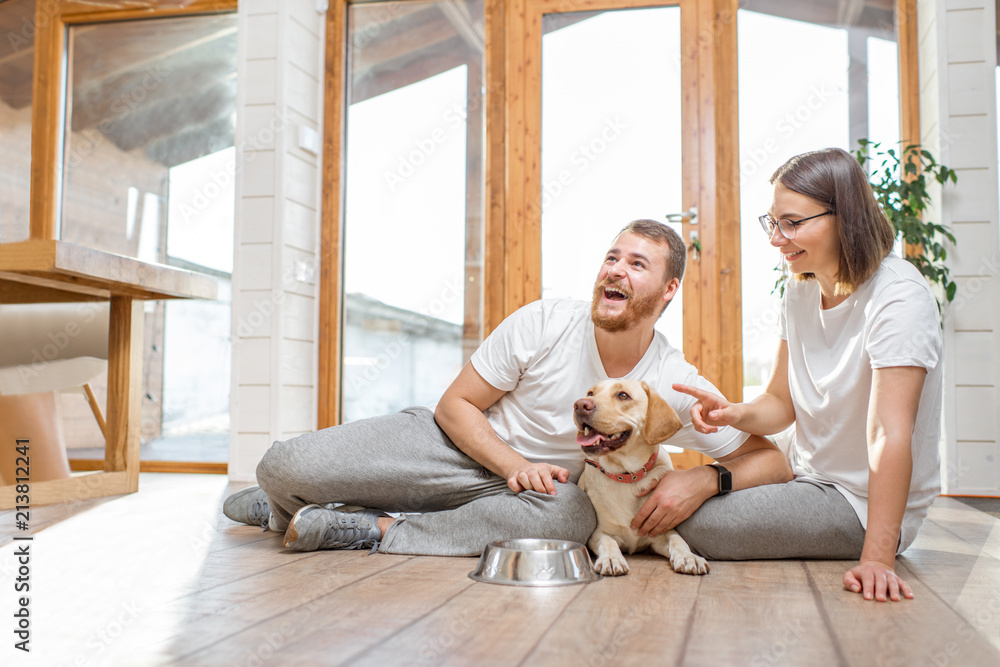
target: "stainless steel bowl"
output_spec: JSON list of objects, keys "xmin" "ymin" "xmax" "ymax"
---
[{"xmin": 468, "ymin": 538, "xmax": 600, "ymax": 586}]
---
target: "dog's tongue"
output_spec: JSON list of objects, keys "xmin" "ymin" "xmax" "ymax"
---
[{"xmin": 576, "ymin": 431, "xmax": 605, "ymax": 447}]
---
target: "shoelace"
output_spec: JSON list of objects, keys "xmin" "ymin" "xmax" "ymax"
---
[
  {"xmin": 321, "ymin": 514, "xmax": 380, "ymax": 552},
  {"xmin": 249, "ymin": 498, "xmax": 269, "ymax": 532}
]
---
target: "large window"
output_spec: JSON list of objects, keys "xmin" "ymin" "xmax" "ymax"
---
[
  {"xmin": 0, "ymin": 0, "xmax": 34, "ymax": 244},
  {"xmin": 341, "ymin": 0, "xmax": 485, "ymax": 422},
  {"xmin": 737, "ymin": 1, "xmax": 900, "ymax": 399}
]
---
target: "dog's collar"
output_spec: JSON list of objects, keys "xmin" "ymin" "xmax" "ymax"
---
[{"xmin": 584, "ymin": 451, "xmax": 659, "ymax": 483}]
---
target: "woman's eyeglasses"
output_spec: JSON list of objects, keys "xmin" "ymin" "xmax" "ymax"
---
[{"xmin": 758, "ymin": 210, "xmax": 834, "ymax": 240}]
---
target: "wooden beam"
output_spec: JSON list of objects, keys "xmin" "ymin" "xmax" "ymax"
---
[
  {"xmin": 713, "ymin": 0, "xmax": 743, "ymax": 403},
  {"xmin": 27, "ymin": 1, "xmax": 65, "ymax": 240},
  {"xmin": 681, "ymin": 0, "xmax": 702, "ymax": 373},
  {"xmin": 69, "ymin": 459, "xmax": 227, "ymax": 474},
  {"xmin": 0, "ymin": 471, "xmax": 130, "ymax": 509},
  {"xmin": 484, "ymin": 0, "xmax": 506, "ymax": 334},
  {"xmin": 504, "ymin": 0, "xmax": 527, "ymax": 315},
  {"xmin": 897, "ymin": 0, "xmax": 919, "ymax": 147},
  {"xmin": 318, "ymin": 1, "xmax": 348, "ymax": 429},
  {"xmin": 103, "ymin": 296, "xmax": 143, "ymax": 494}
]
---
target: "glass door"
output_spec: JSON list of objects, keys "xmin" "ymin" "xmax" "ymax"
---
[{"xmin": 511, "ymin": 0, "xmax": 715, "ymax": 467}]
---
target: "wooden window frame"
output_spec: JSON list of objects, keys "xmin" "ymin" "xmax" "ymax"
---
[{"xmin": 318, "ymin": 0, "xmax": 920, "ymax": 431}]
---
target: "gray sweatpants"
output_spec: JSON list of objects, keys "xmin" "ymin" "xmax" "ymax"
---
[
  {"xmin": 255, "ymin": 407, "xmax": 597, "ymax": 557},
  {"xmin": 676, "ymin": 478, "xmax": 867, "ymax": 560}
]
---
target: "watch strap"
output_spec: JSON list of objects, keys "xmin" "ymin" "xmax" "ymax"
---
[{"xmin": 708, "ymin": 463, "xmax": 732, "ymax": 496}]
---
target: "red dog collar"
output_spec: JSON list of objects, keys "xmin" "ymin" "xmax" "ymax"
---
[{"xmin": 584, "ymin": 451, "xmax": 658, "ymax": 483}]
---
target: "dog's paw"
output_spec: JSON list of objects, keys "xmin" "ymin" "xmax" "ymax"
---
[
  {"xmin": 670, "ymin": 551, "xmax": 710, "ymax": 575},
  {"xmin": 594, "ymin": 554, "xmax": 630, "ymax": 576}
]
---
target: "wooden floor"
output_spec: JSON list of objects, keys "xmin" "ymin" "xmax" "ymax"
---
[{"xmin": 1, "ymin": 473, "xmax": 999, "ymax": 666}]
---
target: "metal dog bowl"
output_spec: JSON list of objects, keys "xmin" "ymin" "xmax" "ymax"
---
[{"xmin": 468, "ymin": 538, "xmax": 600, "ymax": 587}]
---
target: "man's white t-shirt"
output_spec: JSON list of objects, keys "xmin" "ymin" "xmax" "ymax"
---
[
  {"xmin": 470, "ymin": 299, "xmax": 749, "ymax": 481},
  {"xmin": 778, "ymin": 254, "xmax": 943, "ymax": 553}
]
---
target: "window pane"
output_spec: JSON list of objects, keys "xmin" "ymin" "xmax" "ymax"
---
[
  {"xmin": 0, "ymin": 0, "xmax": 34, "ymax": 243},
  {"xmin": 61, "ymin": 13, "xmax": 237, "ymax": 261},
  {"xmin": 737, "ymin": 2, "xmax": 900, "ymax": 399},
  {"xmin": 59, "ymin": 13, "xmax": 237, "ymax": 463},
  {"xmin": 541, "ymin": 7, "xmax": 684, "ymax": 351},
  {"xmin": 343, "ymin": 0, "xmax": 485, "ymax": 422}
]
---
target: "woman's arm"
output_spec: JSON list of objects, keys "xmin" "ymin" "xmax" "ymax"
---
[
  {"xmin": 843, "ymin": 365, "xmax": 926, "ymax": 602},
  {"xmin": 674, "ymin": 340, "xmax": 795, "ymax": 436}
]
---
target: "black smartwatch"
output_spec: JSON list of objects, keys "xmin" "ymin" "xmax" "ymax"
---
[{"xmin": 708, "ymin": 463, "xmax": 732, "ymax": 496}]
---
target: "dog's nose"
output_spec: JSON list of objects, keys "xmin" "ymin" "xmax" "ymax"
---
[{"xmin": 574, "ymin": 398, "xmax": 595, "ymax": 414}]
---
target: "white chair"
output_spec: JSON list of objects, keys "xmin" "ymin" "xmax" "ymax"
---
[{"xmin": 0, "ymin": 302, "xmax": 111, "ymax": 450}]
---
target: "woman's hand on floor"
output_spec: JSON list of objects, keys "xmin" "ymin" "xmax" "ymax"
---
[{"xmin": 843, "ymin": 560, "xmax": 914, "ymax": 602}]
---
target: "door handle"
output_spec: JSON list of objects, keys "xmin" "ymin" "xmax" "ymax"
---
[
  {"xmin": 665, "ymin": 207, "xmax": 700, "ymax": 260},
  {"xmin": 664, "ymin": 207, "xmax": 697, "ymax": 224}
]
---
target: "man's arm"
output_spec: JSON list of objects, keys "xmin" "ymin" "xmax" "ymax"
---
[
  {"xmin": 631, "ymin": 434, "xmax": 793, "ymax": 536},
  {"xmin": 435, "ymin": 362, "xmax": 570, "ymax": 495}
]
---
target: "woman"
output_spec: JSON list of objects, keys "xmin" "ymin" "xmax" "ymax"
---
[{"xmin": 673, "ymin": 147, "xmax": 943, "ymax": 603}]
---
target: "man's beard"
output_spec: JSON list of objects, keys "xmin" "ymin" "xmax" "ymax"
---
[{"xmin": 590, "ymin": 279, "xmax": 663, "ymax": 332}]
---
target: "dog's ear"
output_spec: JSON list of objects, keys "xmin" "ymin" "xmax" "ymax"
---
[{"xmin": 641, "ymin": 381, "xmax": 682, "ymax": 444}]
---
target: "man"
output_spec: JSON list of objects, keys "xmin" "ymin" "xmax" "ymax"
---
[{"xmin": 223, "ymin": 219, "xmax": 791, "ymax": 555}]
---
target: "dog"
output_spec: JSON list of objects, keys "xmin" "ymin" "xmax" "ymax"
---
[{"xmin": 574, "ymin": 379, "xmax": 709, "ymax": 576}]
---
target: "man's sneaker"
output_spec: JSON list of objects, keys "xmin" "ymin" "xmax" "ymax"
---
[
  {"xmin": 283, "ymin": 505, "xmax": 386, "ymax": 552},
  {"xmin": 223, "ymin": 486, "xmax": 271, "ymax": 530}
]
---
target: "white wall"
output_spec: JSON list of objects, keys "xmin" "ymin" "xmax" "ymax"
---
[
  {"xmin": 922, "ymin": 0, "xmax": 1000, "ymax": 494},
  {"xmin": 229, "ymin": 0, "xmax": 326, "ymax": 481}
]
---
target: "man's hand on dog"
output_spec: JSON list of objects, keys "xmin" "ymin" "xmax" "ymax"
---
[
  {"xmin": 505, "ymin": 462, "xmax": 570, "ymax": 495},
  {"xmin": 631, "ymin": 467, "xmax": 717, "ymax": 536},
  {"xmin": 672, "ymin": 383, "xmax": 745, "ymax": 434}
]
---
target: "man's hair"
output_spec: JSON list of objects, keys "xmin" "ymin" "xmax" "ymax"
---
[
  {"xmin": 618, "ymin": 219, "xmax": 687, "ymax": 284},
  {"xmin": 770, "ymin": 148, "xmax": 895, "ymax": 294}
]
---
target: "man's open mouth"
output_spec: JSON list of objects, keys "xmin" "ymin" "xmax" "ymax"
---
[
  {"xmin": 576, "ymin": 424, "xmax": 632, "ymax": 455},
  {"xmin": 603, "ymin": 285, "xmax": 629, "ymax": 301}
]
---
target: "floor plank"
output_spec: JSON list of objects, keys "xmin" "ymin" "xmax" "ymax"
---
[
  {"xmin": 523, "ymin": 554, "xmax": 702, "ymax": 666},
  {"xmin": 350, "ymin": 569, "xmax": 586, "ymax": 666},
  {"xmin": 681, "ymin": 560, "xmax": 843, "ymax": 666}
]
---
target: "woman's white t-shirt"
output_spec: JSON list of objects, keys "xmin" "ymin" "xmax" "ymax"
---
[
  {"xmin": 778, "ymin": 254, "xmax": 943, "ymax": 552},
  {"xmin": 470, "ymin": 299, "xmax": 748, "ymax": 481}
]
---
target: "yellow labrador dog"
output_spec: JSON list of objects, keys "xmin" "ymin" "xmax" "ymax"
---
[{"xmin": 574, "ymin": 379, "xmax": 709, "ymax": 576}]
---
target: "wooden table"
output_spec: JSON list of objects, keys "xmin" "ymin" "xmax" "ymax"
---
[{"xmin": 0, "ymin": 240, "xmax": 217, "ymax": 509}]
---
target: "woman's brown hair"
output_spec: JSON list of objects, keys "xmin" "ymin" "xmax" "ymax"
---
[{"xmin": 770, "ymin": 147, "xmax": 895, "ymax": 294}]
